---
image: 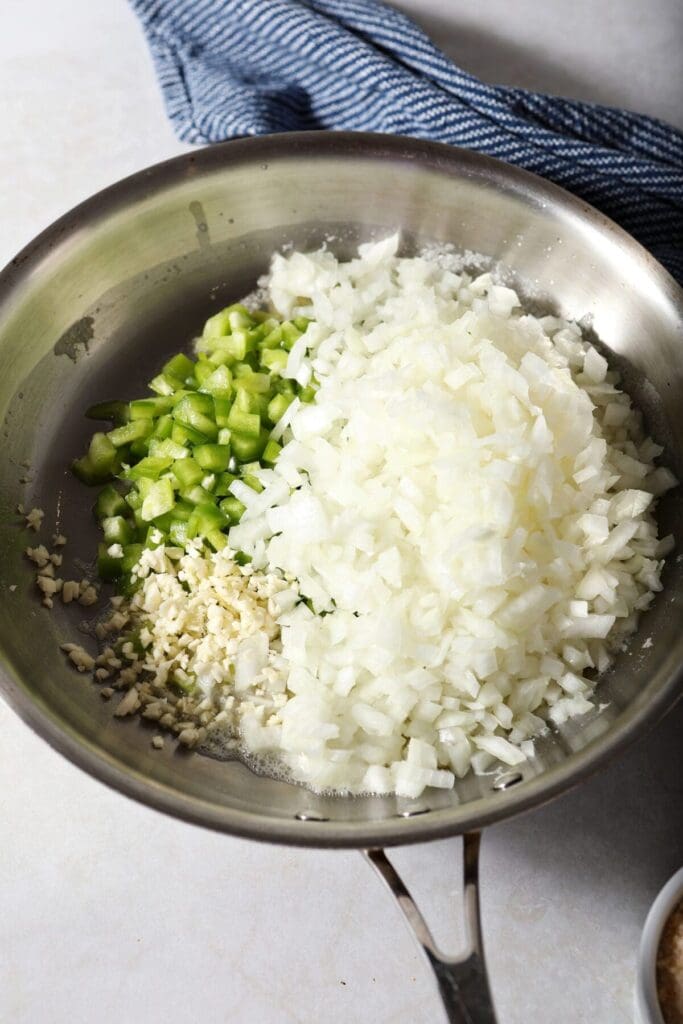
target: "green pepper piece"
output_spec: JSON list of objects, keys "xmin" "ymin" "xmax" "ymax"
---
[
  {"xmin": 230, "ymin": 428, "xmax": 268, "ymax": 462},
  {"xmin": 227, "ymin": 406, "xmax": 260, "ymax": 439},
  {"xmin": 85, "ymin": 400, "xmax": 130, "ymax": 425},
  {"xmin": 121, "ymin": 543, "xmax": 144, "ymax": 573},
  {"xmin": 97, "ymin": 542, "xmax": 123, "ymax": 581},
  {"xmin": 213, "ymin": 397, "xmax": 232, "ymax": 428},
  {"xmin": 108, "ymin": 419, "xmax": 154, "ymax": 448},
  {"xmin": 95, "ymin": 484, "xmax": 128, "ymax": 520},
  {"xmin": 200, "ymin": 364, "xmax": 233, "ymax": 399},
  {"xmin": 123, "ymin": 455, "xmax": 173, "ymax": 481},
  {"xmin": 219, "ymin": 496, "xmax": 246, "ymax": 525},
  {"xmin": 173, "ymin": 394, "xmax": 218, "ymax": 440},
  {"xmin": 181, "ymin": 484, "xmax": 214, "ymax": 507},
  {"xmin": 102, "ymin": 515, "xmax": 135, "ymax": 545},
  {"xmin": 214, "ymin": 471, "xmax": 237, "ymax": 496},
  {"xmin": 72, "ymin": 454, "xmax": 112, "ymax": 486},
  {"xmin": 168, "ymin": 520, "xmax": 190, "ymax": 546},
  {"xmin": 260, "ymin": 348, "xmax": 288, "ymax": 374},
  {"xmin": 151, "ymin": 414, "xmax": 174, "ymax": 440},
  {"xmin": 88, "ymin": 432, "xmax": 118, "ymax": 472},
  {"xmin": 262, "ymin": 439, "xmax": 282, "ymax": 465},
  {"xmin": 170, "ymin": 457, "xmax": 203, "ymax": 489},
  {"xmin": 163, "ymin": 353, "xmax": 196, "ymax": 382},
  {"xmin": 193, "ymin": 444, "xmax": 231, "ymax": 472},
  {"xmin": 170, "ymin": 422, "xmax": 210, "ymax": 446},
  {"xmin": 206, "ymin": 529, "xmax": 228, "ymax": 551},
  {"xmin": 281, "ymin": 321, "xmax": 302, "ymax": 351},
  {"xmin": 140, "ymin": 479, "xmax": 175, "ymax": 522},
  {"xmin": 129, "ymin": 397, "xmax": 173, "ymax": 420},
  {"xmin": 267, "ymin": 392, "xmax": 294, "ymax": 425}
]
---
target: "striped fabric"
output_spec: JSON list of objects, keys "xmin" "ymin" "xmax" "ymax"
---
[{"xmin": 131, "ymin": 0, "xmax": 683, "ymax": 282}]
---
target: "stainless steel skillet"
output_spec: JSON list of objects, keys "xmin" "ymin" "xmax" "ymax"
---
[{"xmin": 0, "ymin": 132, "xmax": 682, "ymax": 1023}]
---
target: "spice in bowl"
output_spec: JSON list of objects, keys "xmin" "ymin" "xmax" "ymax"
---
[{"xmin": 658, "ymin": 898, "xmax": 683, "ymax": 1024}]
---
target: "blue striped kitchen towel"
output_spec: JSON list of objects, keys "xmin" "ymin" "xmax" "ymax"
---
[{"xmin": 131, "ymin": 0, "xmax": 683, "ymax": 282}]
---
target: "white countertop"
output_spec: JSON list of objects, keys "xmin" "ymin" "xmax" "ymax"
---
[{"xmin": 1, "ymin": 3, "xmax": 682, "ymax": 1022}]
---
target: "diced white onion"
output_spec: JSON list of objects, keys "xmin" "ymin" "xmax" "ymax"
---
[{"xmin": 130, "ymin": 237, "xmax": 675, "ymax": 800}]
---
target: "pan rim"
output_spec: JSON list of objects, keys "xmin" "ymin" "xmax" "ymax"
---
[{"xmin": 1, "ymin": 130, "xmax": 682, "ymax": 848}]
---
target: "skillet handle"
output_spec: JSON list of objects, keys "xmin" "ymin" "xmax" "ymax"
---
[{"xmin": 364, "ymin": 832, "xmax": 497, "ymax": 1024}]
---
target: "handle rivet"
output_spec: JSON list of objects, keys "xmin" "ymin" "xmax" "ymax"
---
[{"xmin": 492, "ymin": 772, "xmax": 523, "ymax": 791}]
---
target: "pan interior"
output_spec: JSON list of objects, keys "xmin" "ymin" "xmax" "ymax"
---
[{"xmin": 0, "ymin": 135, "xmax": 681, "ymax": 845}]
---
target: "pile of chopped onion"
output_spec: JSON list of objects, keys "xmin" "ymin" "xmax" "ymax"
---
[{"xmin": 134, "ymin": 235, "xmax": 676, "ymax": 798}]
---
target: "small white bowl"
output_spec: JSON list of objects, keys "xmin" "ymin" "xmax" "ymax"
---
[{"xmin": 636, "ymin": 866, "xmax": 683, "ymax": 1024}]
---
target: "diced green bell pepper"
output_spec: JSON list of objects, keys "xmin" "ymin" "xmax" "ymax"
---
[
  {"xmin": 281, "ymin": 321, "xmax": 302, "ymax": 351},
  {"xmin": 260, "ymin": 348, "xmax": 288, "ymax": 374},
  {"xmin": 169, "ymin": 520, "xmax": 190, "ymax": 546},
  {"xmin": 267, "ymin": 392, "xmax": 294, "ymax": 424},
  {"xmin": 227, "ymin": 406, "xmax": 260, "ymax": 439},
  {"xmin": 181, "ymin": 484, "xmax": 214, "ymax": 507},
  {"xmin": 102, "ymin": 515, "xmax": 135, "ymax": 545},
  {"xmin": 213, "ymin": 397, "xmax": 232, "ymax": 428},
  {"xmin": 123, "ymin": 455, "xmax": 173, "ymax": 481},
  {"xmin": 86, "ymin": 400, "xmax": 130, "ymax": 425},
  {"xmin": 200, "ymin": 364, "xmax": 233, "ymax": 399},
  {"xmin": 230, "ymin": 428, "xmax": 268, "ymax": 462},
  {"xmin": 194, "ymin": 359, "xmax": 214, "ymax": 387},
  {"xmin": 95, "ymin": 484, "xmax": 128, "ymax": 520},
  {"xmin": 97, "ymin": 542, "xmax": 123, "ymax": 581},
  {"xmin": 206, "ymin": 529, "xmax": 228, "ymax": 551},
  {"xmin": 194, "ymin": 444, "xmax": 231, "ymax": 472},
  {"xmin": 262, "ymin": 439, "xmax": 282, "ymax": 465},
  {"xmin": 121, "ymin": 543, "xmax": 144, "ymax": 573},
  {"xmin": 171, "ymin": 422, "xmax": 210, "ymax": 446},
  {"xmin": 173, "ymin": 394, "xmax": 218, "ymax": 440},
  {"xmin": 151, "ymin": 414, "xmax": 174, "ymax": 440},
  {"xmin": 130, "ymin": 397, "xmax": 173, "ymax": 420},
  {"xmin": 219, "ymin": 496, "xmax": 246, "ymax": 524},
  {"xmin": 202, "ymin": 309, "xmax": 232, "ymax": 340},
  {"xmin": 140, "ymin": 478, "xmax": 175, "ymax": 522},
  {"xmin": 171, "ymin": 458, "xmax": 204, "ymax": 488},
  {"xmin": 163, "ymin": 352, "xmax": 195, "ymax": 382},
  {"xmin": 147, "ymin": 438, "xmax": 189, "ymax": 461},
  {"xmin": 108, "ymin": 419, "xmax": 154, "ymax": 447}
]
